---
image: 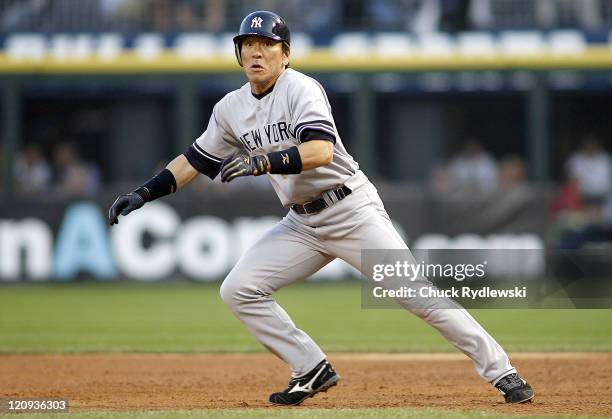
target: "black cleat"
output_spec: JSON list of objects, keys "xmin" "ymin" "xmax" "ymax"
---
[
  {"xmin": 495, "ymin": 373, "xmax": 534, "ymax": 404},
  {"xmin": 269, "ymin": 360, "xmax": 339, "ymax": 406}
]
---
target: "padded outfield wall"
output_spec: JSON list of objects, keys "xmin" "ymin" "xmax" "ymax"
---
[{"xmin": 0, "ymin": 185, "xmax": 549, "ymax": 282}]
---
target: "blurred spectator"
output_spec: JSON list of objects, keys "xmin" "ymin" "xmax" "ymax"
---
[
  {"xmin": 536, "ymin": 0, "xmax": 602, "ymax": 30},
  {"xmin": 550, "ymin": 179, "xmax": 583, "ymax": 217},
  {"xmin": 367, "ymin": 0, "xmax": 470, "ymax": 33},
  {"xmin": 439, "ymin": 0, "xmax": 470, "ymax": 32},
  {"xmin": 197, "ymin": 0, "xmax": 226, "ymax": 33},
  {"xmin": 151, "ymin": 0, "xmax": 172, "ymax": 33},
  {"xmin": 498, "ymin": 154, "xmax": 527, "ymax": 188},
  {"xmin": 476, "ymin": 0, "xmax": 605, "ymax": 31},
  {"xmin": 174, "ymin": 0, "xmax": 201, "ymax": 31},
  {"xmin": 551, "ymin": 186, "xmax": 612, "ymax": 249},
  {"xmin": 53, "ymin": 142, "xmax": 101, "ymax": 196},
  {"xmin": 548, "ymin": 178, "xmax": 586, "ymax": 249},
  {"xmin": 566, "ymin": 136, "xmax": 612, "ymax": 204},
  {"xmin": 291, "ymin": 0, "xmax": 341, "ymax": 35},
  {"xmin": 429, "ymin": 162, "xmax": 452, "ymax": 192},
  {"xmin": 469, "ymin": 0, "xmax": 494, "ymax": 29},
  {"xmin": 0, "ymin": 0, "xmax": 49, "ymax": 32},
  {"xmin": 447, "ymin": 140, "xmax": 498, "ymax": 193},
  {"xmin": 13, "ymin": 144, "xmax": 52, "ymax": 194},
  {"xmin": 367, "ymin": 0, "xmax": 411, "ymax": 31},
  {"xmin": 100, "ymin": 0, "xmax": 146, "ymax": 31},
  {"xmin": 42, "ymin": 0, "xmax": 102, "ymax": 32}
]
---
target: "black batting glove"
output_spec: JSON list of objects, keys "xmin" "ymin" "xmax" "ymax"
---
[
  {"xmin": 220, "ymin": 150, "xmax": 269, "ymax": 183},
  {"xmin": 108, "ymin": 192, "xmax": 145, "ymax": 225}
]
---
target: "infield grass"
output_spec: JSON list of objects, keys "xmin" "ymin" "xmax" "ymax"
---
[{"xmin": 0, "ymin": 281, "xmax": 611, "ymax": 353}]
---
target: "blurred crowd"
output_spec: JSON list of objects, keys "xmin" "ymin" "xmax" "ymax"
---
[
  {"xmin": 3, "ymin": 133, "xmax": 611, "ymax": 251},
  {"xmin": 8, "ymin": 142, "xmax": 100, "ymax": 198},
  {"xmin": 551, "ymin": 136, "xmax": 612, "ymax": 249},
  {"xmin": 430, "ymin": 140, "xmax": 527, "ymax": 194},
  {"xmin": 429, "ymin": 135, "xmax": 612, "ymax": 249},
  {"xmin": 0, "ymin": 0, "xmax": 610, "ymax": 34}
]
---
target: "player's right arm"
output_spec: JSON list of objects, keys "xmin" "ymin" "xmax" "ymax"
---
[
  {"xmin": 107, "ymin": 154, "xmax": 199, "ymax": 226},
  {"xmin": 108, "ymin": 98, "xmax": 239, "ymax": 225},
  {"xmin": 167, "ymin": 154, "xmax": 199, "ymax": 188}
]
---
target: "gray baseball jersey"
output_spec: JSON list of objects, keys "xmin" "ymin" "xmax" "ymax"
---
[
  {"xmin": 185, "ymin": 68, "xmax": 365, "ymax": 206},
  {"xmin": 185, "ymin": 67, "xmax": 516, "ymax": 386}
]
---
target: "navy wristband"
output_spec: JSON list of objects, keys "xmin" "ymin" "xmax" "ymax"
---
[
  {"xmin": 267, "ymin": 146, "xmax": 303, "ymax": 175},
  {"xmin": 134, "ymin": 168, "xmax": 177, "ymax": 202}
]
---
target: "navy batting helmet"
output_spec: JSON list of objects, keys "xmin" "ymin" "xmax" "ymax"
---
[{"xmin": 233, "ymin": 11, "xmax": 290, "ymax": 66}]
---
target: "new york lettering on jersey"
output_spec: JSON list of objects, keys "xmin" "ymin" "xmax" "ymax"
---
[{"xmin": 239, "ymin": 121, "xmax": 293, "ymax": 152}]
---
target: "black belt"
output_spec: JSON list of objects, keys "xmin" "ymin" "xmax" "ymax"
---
[{"xmin": 291, "ymin": 185, "xmax": 352, "ymax": 215}]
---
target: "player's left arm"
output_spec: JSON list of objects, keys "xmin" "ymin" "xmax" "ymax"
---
[
  {"xmin": 220, "ymin": 139, "xmax": 334, "ymax": 183},
  {"xmin": 297, "ymin": 140, "xmax": 333, "ymax": 170}
]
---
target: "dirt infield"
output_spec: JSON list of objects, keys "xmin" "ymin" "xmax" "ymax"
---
[{"xmin": 1, "ymin": 353, "xmax": 611, "ymax": 415}]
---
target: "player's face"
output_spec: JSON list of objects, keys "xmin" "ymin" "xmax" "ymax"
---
[{"xmin": 240, "ymin": 36, "xmax": 288, "ymax": 93}]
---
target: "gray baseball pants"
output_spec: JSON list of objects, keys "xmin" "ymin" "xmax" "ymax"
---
[{"xmin": 220, "ymin": 181, "xmax": 516, "ymax": 384}]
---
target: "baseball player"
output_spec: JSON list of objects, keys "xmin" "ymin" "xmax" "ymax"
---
[{"xmin": 108, "ymin": 11, "xmax": 533, "ymax": 406}]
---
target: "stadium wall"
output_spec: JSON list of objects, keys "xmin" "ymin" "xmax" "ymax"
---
[{"xmin": 0, "ymin": 187, "xmax": 549, "ymax": 282}]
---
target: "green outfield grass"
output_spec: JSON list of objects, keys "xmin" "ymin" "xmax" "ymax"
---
[{"xmin": 0, "ymin": 281, "xmax": 611, "ymax": 353}]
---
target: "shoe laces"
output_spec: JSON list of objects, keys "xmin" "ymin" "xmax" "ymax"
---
[
  {"xmin": 284, "ymin": 362, "xmax": 326, "ymax": 392},
  {"xmin": 282, "ymin": 374, "xmax": 305, "ymax": 392},
  {"xmin": 285, "ymin": 377, "xmax": 299, "ymax": 390},
  {"xmin": 496, "ymin": 373, "xmax": 523, "ymax": 392}
]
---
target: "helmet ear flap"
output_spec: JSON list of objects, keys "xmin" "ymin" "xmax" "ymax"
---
[{"xmin": 234, "ymin": 41, "xmax": 243, "ymax": 66}]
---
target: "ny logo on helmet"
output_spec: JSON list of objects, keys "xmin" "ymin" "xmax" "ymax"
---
[{"xmin": 251, "ymin": 17, "xmax": 263, "ymax": 28}]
